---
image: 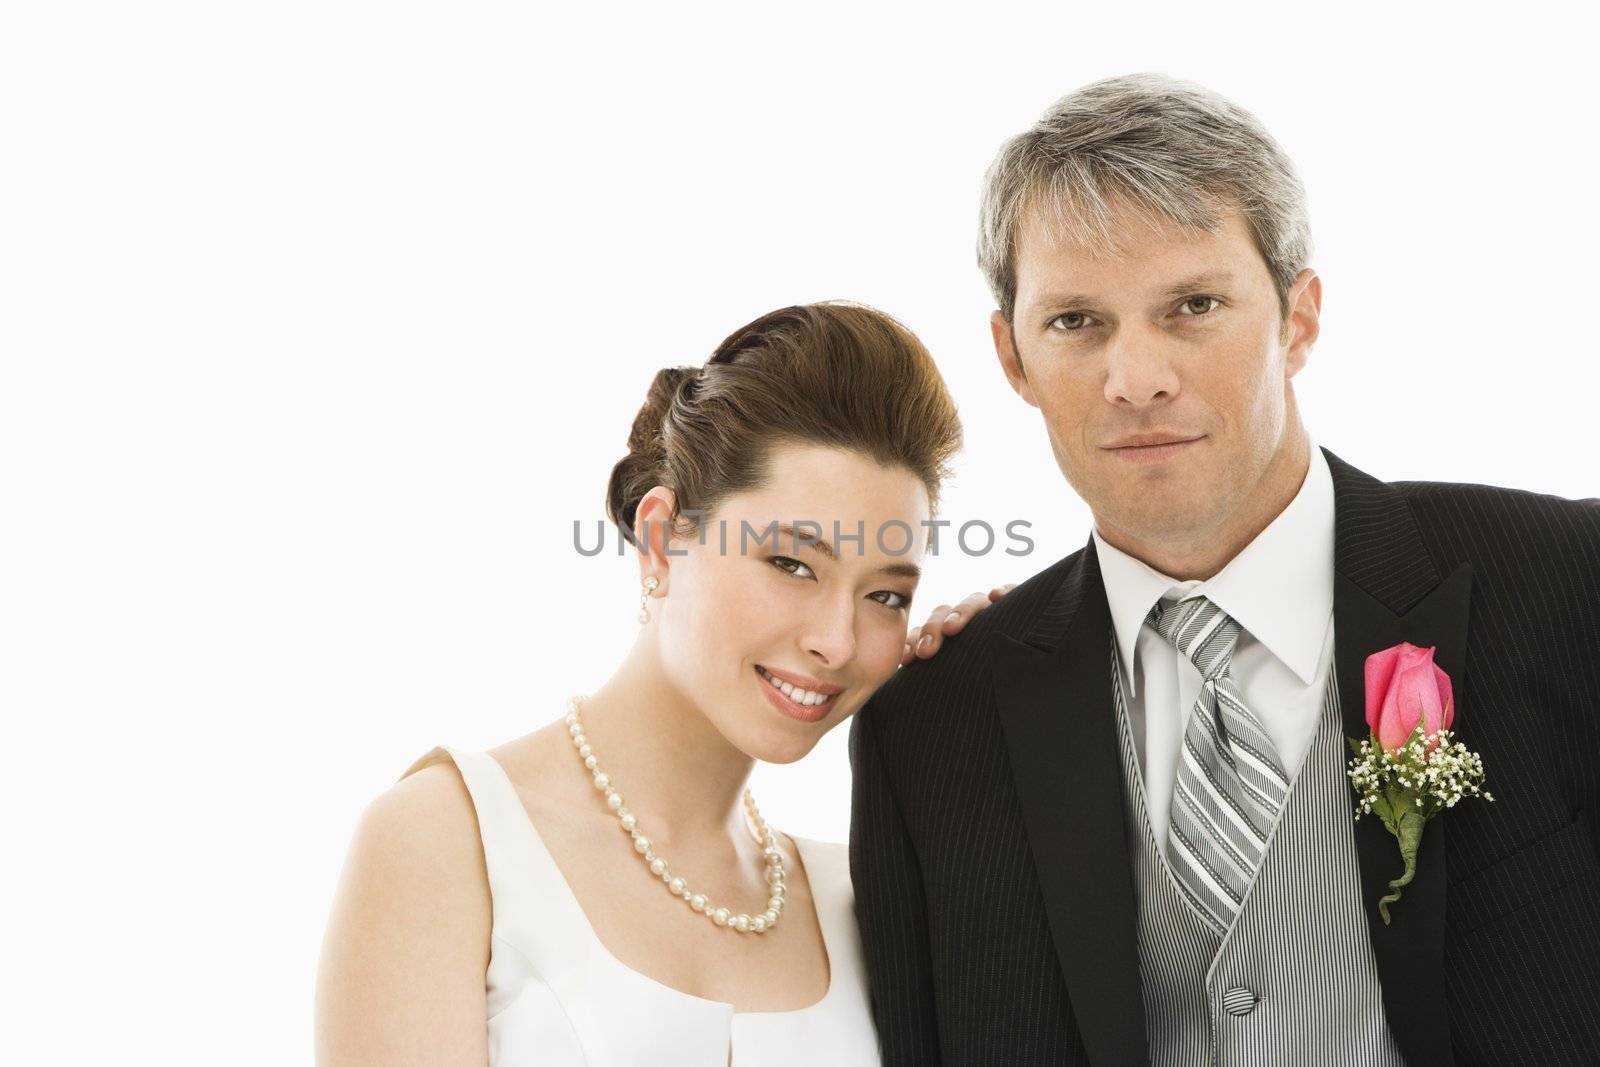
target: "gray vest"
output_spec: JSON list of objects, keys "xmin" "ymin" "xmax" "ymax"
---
[{"xmin": 1109, "ymin": 633, "xmax": 1406, "ymax": 1066}]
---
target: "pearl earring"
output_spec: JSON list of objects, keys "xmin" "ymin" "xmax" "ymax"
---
[{"xmin": 638, "ymin": 576, "xmax": 660, "ymax": 624}]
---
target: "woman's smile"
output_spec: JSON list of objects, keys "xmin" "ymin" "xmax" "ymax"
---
[{"xmin": 755, "ymin": 664, "xmax": 843, "ymax": 723}]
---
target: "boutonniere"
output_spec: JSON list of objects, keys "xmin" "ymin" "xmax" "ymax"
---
[{"xmin": 1346, "ymin": 641, "xmax": 1493, "ymax": 924}]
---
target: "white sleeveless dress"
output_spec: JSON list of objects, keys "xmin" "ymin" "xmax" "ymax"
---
[{"xmin": 399, "ymin": 746, "xmax": 881, "ymax": 1066}]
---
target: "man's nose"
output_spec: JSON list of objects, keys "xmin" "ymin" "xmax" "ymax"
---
[{"xmin": 1102, "ymin": 328, "xmax": 1181, "ymax": 407}]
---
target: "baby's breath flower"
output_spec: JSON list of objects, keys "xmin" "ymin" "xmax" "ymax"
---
[{"xmin": 1348, "ymin": 725, "xmax": 1493, "ymax": 826}]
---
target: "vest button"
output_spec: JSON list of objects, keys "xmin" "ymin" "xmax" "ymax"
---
[{"xmin": 1221, "ymin": 986, "xmax": 1258, "ymax": 1016}]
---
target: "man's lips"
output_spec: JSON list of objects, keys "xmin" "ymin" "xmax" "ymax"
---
[
  {"xmin": 1103, "ymin": 435, "xmax": 1203, "ymax": 464},
  {"xmin": 1103, "ymin": 432, "xmax": 1204, "ymax": 450}
]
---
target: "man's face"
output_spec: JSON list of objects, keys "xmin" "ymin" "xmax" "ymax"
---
[{"xmin": 992, "ymin": 200, "xmax": 1319, "ymax": 555}]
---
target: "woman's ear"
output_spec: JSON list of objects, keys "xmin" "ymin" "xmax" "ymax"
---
[{"xmin": 633, "ymin": 486, "xmax": 678, "ymax": 595}]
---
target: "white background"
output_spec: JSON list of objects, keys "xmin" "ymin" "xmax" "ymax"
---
[{"xmin": 4, "ymin": 2, "xmax": 1596, "ymax": 1062}]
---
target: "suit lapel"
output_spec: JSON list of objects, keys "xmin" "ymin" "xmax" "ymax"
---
[
  {"xmin": 990, "ymin": 446, "xmax": 1468, "ymax": 1065},
  {"xmin": 993, "ymin": 541, "xmax": 1151, "ymax": 1067},
  {"xmin": 1326, "ymin": 445, "xmax": 1470, "ymax": 1067}
]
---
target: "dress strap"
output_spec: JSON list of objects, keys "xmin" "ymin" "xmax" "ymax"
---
[
  {"xmin": 791, "ymin": 838, "xmax": 863, "ymax": 1001},
  {"xmin": 398, "ymin": 746, "xmax": 593, "ymax": 955}
]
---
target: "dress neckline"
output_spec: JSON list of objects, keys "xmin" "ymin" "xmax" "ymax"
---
[{"xmin": 482, "ymin": 751, "xmax": 840, "ymax": 1018}]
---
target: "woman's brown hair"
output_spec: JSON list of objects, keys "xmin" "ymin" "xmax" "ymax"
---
[{"xmin": 605, "ymin": 302, "xmax": 963, "ymax": 547}]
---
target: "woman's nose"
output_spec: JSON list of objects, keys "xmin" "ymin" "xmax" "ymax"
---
[{"xmin": 801, "ymin": 599, "xmax": 857, "ymax": 667}]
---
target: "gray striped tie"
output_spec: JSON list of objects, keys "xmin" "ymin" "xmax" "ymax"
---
[{"xmin": 1147, "ymin": 595, "xmax": 1291, "ymax": 934}]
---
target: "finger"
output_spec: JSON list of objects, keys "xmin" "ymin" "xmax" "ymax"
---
[
  {"xmin": 914, "ymin": 627, "xmax": 941, "ymax": 658},
  {"xmin": 901, "ymin": 626, "xmax": 923, "ymax": 666},
  {"xmin": 941, "ymin": 591, "xmax": 994, "ymax": 634},
  {"xmin": 988, "ymin": 583, "xmax": 1018, "ymax": 601},
  {"xmin": 917, "ymin": 603, "xmax": 955, "ymax": 636}
]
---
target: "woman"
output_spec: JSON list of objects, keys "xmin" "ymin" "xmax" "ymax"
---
[{"xmin": 314, "ymin": 302, "xmax": 1005, "ymax": 1065}]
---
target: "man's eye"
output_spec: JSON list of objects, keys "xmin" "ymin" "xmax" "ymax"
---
[
  {"xmin": 871, "ymin": 590, "xmax": 911, "ymax": 610},
  {"xmin": 1179, "ymin": 295, "xmax": 1220, "ymax": 316},
  {"xmin": 1050, "ymin": 311, "xmax": 1092, "ymax": 331},
  {"xmin": 770, "ymin": 556, "xmax": 815, "ymax": 580}
]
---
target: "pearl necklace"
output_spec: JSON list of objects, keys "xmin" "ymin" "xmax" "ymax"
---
[{"xmin": 565, "ymin": 695, "xmax": 787, "ymax": 935}]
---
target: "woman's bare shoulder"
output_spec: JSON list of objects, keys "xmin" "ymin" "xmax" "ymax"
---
[
  {"xmin": 375, "ymin": 722, "xmax": 562, "ymax": 837},
  {"xmin": 369, "ymin": 759, "xmax": 482, "ymax": 861},
  {"xmin": 315, "ymin": 760, "xmax": 494, "ymax": 1065},
  {"xmin": 333, "ymin": 757, "xmax": 493, "ymax": 945}
]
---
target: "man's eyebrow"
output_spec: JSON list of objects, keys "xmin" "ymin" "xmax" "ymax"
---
[
  {"xmin": 1031, "ymin": 271, "xmax": 1239, "ymax": 309},
  {"xmin": 1032, "ymin": 290, "xmax": 1099, "ymax": 309},
  {"xmin": 1157, "ymin": 271, "xmax": 1237, "ymax": 298},
  {"xmin": 876, "ymin": 561, "xmax": 923, "ymax": 581}
]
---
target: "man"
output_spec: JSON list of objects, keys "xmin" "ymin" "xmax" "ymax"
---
[{"xmin": 850, "ymin": 73, "xmax": 1600, "ymax": 1065}]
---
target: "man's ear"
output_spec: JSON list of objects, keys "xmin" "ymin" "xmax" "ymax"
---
[
  {"xmin": 1283, "ymin": 268, "xmax": 1321, "ymax": 378},
  {"xmin": 633, "ymin": 486, "xmax": 678, "ymax": 594},
  {"xmin": 991, "ymin": 310, "xmax": 1039, "ymax": 408}
]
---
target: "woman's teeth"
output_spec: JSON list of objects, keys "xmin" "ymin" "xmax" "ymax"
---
[{"xmin": 757, "ymin": 665, "xmax": 834, "ymax": 707}]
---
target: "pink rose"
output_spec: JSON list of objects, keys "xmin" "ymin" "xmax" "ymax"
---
[{"xmin": 1365, "ymin": 641, "xmax": 1455, "ymax": 752}]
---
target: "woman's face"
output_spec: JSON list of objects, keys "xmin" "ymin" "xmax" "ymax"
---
[{"xmin": 646, "ymin": 442, "xmax": 931, "ymax": 764}]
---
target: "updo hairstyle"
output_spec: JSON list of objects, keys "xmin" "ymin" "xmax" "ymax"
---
[{"xmin": 605, "ymin": 302, "xmax": 962, "ymax": 548}]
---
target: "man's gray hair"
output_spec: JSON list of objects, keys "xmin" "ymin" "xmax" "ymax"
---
[{"xmin": 978, "ymin": 73, "xmax": 1312, "ymax": 322}]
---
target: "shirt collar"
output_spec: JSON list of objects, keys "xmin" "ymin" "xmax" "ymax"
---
[{"xmin": 1091, "ymin": 438, "xmax": 1335, "ymax": 698}]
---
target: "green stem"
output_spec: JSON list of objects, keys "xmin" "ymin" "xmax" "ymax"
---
[{"xmin": 1379, "ymin": 810, "xmax": 1427, "ymax": 925}]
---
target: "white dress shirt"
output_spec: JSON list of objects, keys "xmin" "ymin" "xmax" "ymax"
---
[{"xmin": 1091, "ymin": 439, "xmax": 1336, "ymax": 859}]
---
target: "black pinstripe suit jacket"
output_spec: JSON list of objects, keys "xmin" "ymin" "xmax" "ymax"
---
[{"xmin": 849, "ymin": 446, "xmax": 1600, "ymax": 1066}]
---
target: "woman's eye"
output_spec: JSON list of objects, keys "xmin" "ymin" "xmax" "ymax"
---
[
  {"xmin": 1179, "ymin": 295, "xmax": 1220, "ymax": 316},
  {"xmin": 770, "ymin": 556, "xmax": 815, "ymax": 580},
  {"xmin": 870, "ymin": 591, "xmax": 911, "ymax": 610},
  {"xmin": 1050, "ymin": 311, "xmax": 1092, "ymax": 331}
]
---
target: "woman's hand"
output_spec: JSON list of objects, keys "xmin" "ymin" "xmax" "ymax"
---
[{"xmin": 901, "ymin": 584, "xmax": 1017, "ymax": 665}]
